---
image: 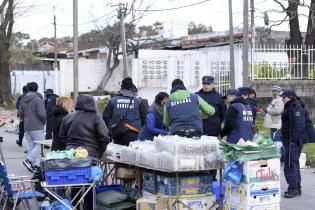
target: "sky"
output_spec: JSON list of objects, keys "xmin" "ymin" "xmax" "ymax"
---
[{"xmin": 13, "ymin": 0, "xmax": 311, "ymax": 40}]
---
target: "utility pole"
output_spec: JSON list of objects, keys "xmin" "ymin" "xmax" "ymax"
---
[
  {"xmin": 53, "ymin": 6, "xmax": 59, "ymax": 94},
  {"xmin": 73, "ymin": 0, "xmax": 79, "ymax": 103},
  {"xmin": 250, "ymin": 0, "xmax": 255, "ymax": 82},
  {"xmin": 228, "ymin": 0, "xmax": 235, "ymax": 88},
  {"xmin": 242, "ymin": 0, "xmax": 249, "ymax": 86},
  {"xmin": 119, "ymin": 4, "xmax": 128, "ymax": 78}
]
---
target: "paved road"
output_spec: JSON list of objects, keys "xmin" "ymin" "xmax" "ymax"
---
[{"xmin": 1, "ymin": 126, "xmax": 315, "ymax": 210}]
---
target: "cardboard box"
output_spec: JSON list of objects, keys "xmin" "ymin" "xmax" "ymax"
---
[
  {"xmin": 116, "ymin": 167, "xmax": 140, "ymax": 179},
  {"xmin": 169, "ymin": 195, "xmax": 216, "ymax": 210},
  {"xmin": 137, "ymin": 195, "xmax": 169, "ymax": 210},
  {"xmin": 142, "ymin": 171, "xmax": 157, "ymax": 193},
  {"xmin": 224, "ymin": 202, "xmax": 280, "ymax": 210},
  {"xmin": 225, "ymin": 181, "xmax": 280, "ymax": 206},
  {"xmin": 157, "ymin": 174, "xmax": 213, "ymax": 196},
  {"xmin": 243, "ymin": 158, "xmax": 280, "ymax": 183}
]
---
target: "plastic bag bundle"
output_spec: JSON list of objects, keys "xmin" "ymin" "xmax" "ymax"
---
[
  {"xmin": 136, "ymin": 151, "xmax": 158, "ymax": 167},
  {"xmin": 120, "ymin": 147, "xmax": 138, "ymax": 163},
  {"xmin": 155, "ymin": 152, "xmax": 175, "ymax": 170},
  {"xmin": 154, "ymin": 135, "xmax": 220, "ymax": 155},
  {"xmin": 174, "ymin": 155, "xmax": 200, "ymax": 171},
  {"xmin": 105, "ymin": 143, "xmax": 124, "ymax": 158}
]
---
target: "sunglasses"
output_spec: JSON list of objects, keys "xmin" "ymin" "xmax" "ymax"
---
[{"xmin": 202, "ymin": 82, "xmax": 212, "ymax": 85}]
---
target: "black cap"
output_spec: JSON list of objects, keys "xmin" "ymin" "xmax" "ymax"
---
[
  {"xmin": 22, "ymin": 85, "xmax": 29, "ymax": 93},
  {"xmin": 202, "ymin": 76, "xmax": 214, "ymax": 84},
  {"xmin": 121, "ymin": 77, "xmax": 135, "ymax": 91},
  {"xmin": 222, "ymin": 88, "xmax": 239, "ymax": 99},
  {"xmin": 44, "ymin": 89, "xmax": 54, "ymax": 94},
  {"xmin": 280, "ymin": 89, "xmax": 296, "ymax": 98},
  {"xmin": 238, "ymin": 87, "xmax": 251, "ymax": 96}
]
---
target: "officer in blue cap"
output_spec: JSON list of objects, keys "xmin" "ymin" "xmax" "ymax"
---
[
  {"xmin": 280, "ymin": 89, "xmax": 307, "ymax": 198},
  {"xmin": 220, "ymin": 88, "xmax": 254, "ymax": 143},
  {"xmin": 196, "ymin": 76, "xmax": 226, "ymax": 137}
]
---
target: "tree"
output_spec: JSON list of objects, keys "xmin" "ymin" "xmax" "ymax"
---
[
  {"xmin": 188, "ymin": 22, "xmax": 213, "ymax": 35},
  {"xmin": 95, "ymin": 0, "xmax": 150, "ymax": 92},
  {"xmin": 138, "ymin": 25, "xmax": 158, "ymax": 36},
  {"xmin": 0, "ymin": 0, "xmax": 14, "ymax": 105}
]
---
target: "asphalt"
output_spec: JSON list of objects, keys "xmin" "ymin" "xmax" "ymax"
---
[{"xmin": 1, "ymin": 125, "xmax": 315, "ymax": 210}]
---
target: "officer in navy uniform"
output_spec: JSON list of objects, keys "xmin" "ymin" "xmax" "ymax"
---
[
  {"xmin": 195, "ymin": 76, "xmax": 227, "ymax": 137},
  {"xmin": 103, "ymin": 77, "xmax": 147, "ymax": 146},
  {"xmin": 220, "ymin": 88, "xmax": 254, "ymax": 143},
  {"xmin": 280, "ymin": 90, "xmax": 309, "ymax": 198},
  {"xmin": 238, "ymin": 87, "xmax": 257, "ymax": 124},
  {"xmin": 44, "ymin": 89, "xmax": 59, "ymax": 140}
]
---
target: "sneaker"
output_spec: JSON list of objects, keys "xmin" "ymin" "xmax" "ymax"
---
[
  {"xmin": 285, "ymin": 189, "xmax": 301, "ymax": 196},
  {"xmin": 16, "ymin": 139, "xmax": 22, "ymax": 147},
  {"xmin": 284, "ymin": 190, "xmax": 299, "ymax": 198},
  {"xmin": 23, "ymin": 159, "xmax": 35, "ymax": 173},
  {"xmin": 24, "ymin": 150, "xmax": 28, "ymax": 153}
]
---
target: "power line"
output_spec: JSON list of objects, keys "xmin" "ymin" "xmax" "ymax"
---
[
  {"xmin": 13, "ymin": 1, "xmax": 72, "ymax": 9},
  {"xmin": 134, "ymin": 0, "xmax": 212, "ymax": 12},
  {"xmin": 56, "ymin": 9, "xmax": 116, "ymax": 27}
]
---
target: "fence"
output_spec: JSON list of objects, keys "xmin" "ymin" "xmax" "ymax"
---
[
  {"xmin": 133, "ymin": 47, "xmax": 243, "ymax": 96},
  {"xmin": 250, "ymin": 45, "xmax": 315, "ymax": 80}
]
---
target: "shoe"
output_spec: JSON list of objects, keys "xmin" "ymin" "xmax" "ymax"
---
[
  {"xmin": 16, "ymin": 139, "xmax": 22, "ymax": 147},
  {"xmin": 24, "ymin": 150, "xmax": 28, "ymax": 153},
  {"xmin": 23, "ymin": 159, "xmax": 35, "ymax": 173},
  {"xmin": 44, "ymin": 145, "xmax": 50, "ymax": 149},
  {"xmin": 284, "ymin": 190, "xmax": 299, "ymax": 198},
  {"xmin": 285, "ymin": 189, "xmax": 302, "ymax": 196}
]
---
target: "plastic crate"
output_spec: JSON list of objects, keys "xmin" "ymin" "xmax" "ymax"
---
[
  {"xmin": 45, "ymin": 167, "xmax": 91, "ymax": 185},
  {"xmin": 95, "ymin": 184, "xmax": 121, "ymax": 194}
]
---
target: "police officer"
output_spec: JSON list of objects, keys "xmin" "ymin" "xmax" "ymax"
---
[
  {"xmin": 280, "ymin": 90, "xmax": 308, "ymax": 198},
  {"xmin": 195, "ymin": 76, "xmax": 226, "ymax": 137},
  {"xmin": 103, "ymin": 77, "xmax": 147, "ymax": 145},
  {"xmin": 220, "ymin": 88, "xmax": 254, "ymax": 143},
  {"xmin": 238, "ymin": 87, "xmax": 257, "ymax": 123},
  {"xmin": 44, "ymin": 89, "xmax": 59, "ymax": 140},
  {"xmin": 163, "ymin": 79, "xmax": 215, "ymax": 138}
]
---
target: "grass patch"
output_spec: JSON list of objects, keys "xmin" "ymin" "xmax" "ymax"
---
[
  {"xmin": 0, "ymin": 103, "xmax": 16, "ymax": 111},
  {"xmin": 303, "ymin": 143, "xmax": 315, "ymax": 167}
]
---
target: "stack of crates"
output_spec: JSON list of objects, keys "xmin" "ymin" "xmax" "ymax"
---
[
  {"xmin": 224, "ymin": 158, "xmax": 281, "ymax": 210},
  {"xmin": 139, "ymin": 170, "xmax": 216, "ymax": 210}
]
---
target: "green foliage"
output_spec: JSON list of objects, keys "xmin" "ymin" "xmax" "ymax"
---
[
  {"xmin": 252, "ymin": 61, "xmax": 289, "ymax": 79},
  {"xmin": 96, "ymin": 96, "xmax": 111, "ymax": 113},
  {"xmin": 0, "ymin": 103, "xmax": 16, "ymax": 111}
]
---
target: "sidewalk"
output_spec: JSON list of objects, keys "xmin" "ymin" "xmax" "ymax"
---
[{"xmin": 1, "ymin": 126, "xmax": 315, "ymax": 210}]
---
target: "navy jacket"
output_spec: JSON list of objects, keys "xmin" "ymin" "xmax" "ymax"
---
[
  {"xmin": 45, "ymin": 94, "xmax": 59, "ymax": 119},
  {"xmin": 221, "ymin": 98, "xmax": 254, "ymax": 144},
  {"xmin": 196, "ymin": 89, "xmax": 226, "ymax": 136},
  {"xmin": 138, "ymin": 111, "xmax": 167, "ymax": 141},
  {"xmin": 281, "ymin": 99, "xmax": 306, "ymax": 146},
  {"xmin": 102, "ymin": 90, "xmax": 147, "ymax": 131},
  {"xmin": 245, "ymin": 98, "xmax": 257, "ymax": 123}
]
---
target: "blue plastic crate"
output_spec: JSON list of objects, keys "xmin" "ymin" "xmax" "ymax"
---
[
  {"xmin": 95, "ymin": 184, "xmax": 121, "ymax": 194},
  {"xmin": 45, "ymin": 167, "xmax": 91, "ymax": 185}
]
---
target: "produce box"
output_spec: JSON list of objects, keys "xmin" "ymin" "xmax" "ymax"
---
[
  {"xmin": 136, "ymin": 195, "xmax": 169, "ymax": 210},
  {"xmin": 45, "ymin": 167, "xmax": 91, "ymax": 185},
  {"xmin": 157, "ymin": 173, "xmax": 213, "ymax": 196},
  {"xmin": 242, "ymin": 158, "xmax": 280, "ymax": 183},
  {"xmin": 169, "ymin": 194, "xmax": 216, "ymax": 210},
  {"xmin": 225, "ymin": 181, "xmax": 280, "ymax": 206},
  {"xmin": 224, "ymin": 202, "xmax": 280, "ymax": 210},
  {"xmin": 142, "ymin": 171, "xmax": 157, "ymax": 194}
]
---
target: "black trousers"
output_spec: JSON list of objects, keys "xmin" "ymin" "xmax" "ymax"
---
[
  {"xmin": 45, "ymin": 118, "xmax": 53, "ymax": 139},
  {"xmin": 18, "ymin": 121, "xmax": 25, "ymax": 142}
]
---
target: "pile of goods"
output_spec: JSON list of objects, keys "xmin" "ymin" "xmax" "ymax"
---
[
  {"xmin": 222, "ymin": 136, "xmax": 281, "ymax": 210},
  {"xmin": 106, "ymin": 135, "xmax": 223, "ymax": 171}
]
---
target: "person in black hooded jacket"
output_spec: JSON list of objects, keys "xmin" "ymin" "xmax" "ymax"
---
[
  {"xmin": 51, "ymin": 97, "xmax": 73, "ymax": 151},
  {"xmin": 59, "ymin": 94, "xmax": 110, "ymax": 159}
]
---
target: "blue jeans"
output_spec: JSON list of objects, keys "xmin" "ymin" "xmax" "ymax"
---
[{"xmin": 25, "ymin": 130, "xmax": 44, "ymax": 167}]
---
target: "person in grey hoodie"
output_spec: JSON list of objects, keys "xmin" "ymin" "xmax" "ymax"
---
[{"xmin": 18, "ymin": 82, "xmax": 46, "ymax": 172}]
